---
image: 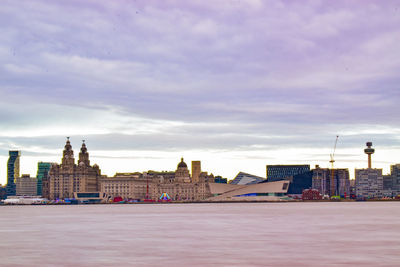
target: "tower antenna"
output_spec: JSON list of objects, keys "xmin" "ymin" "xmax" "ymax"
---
[{"xmin": 364, "ymin": 142, "xmax": 375, "ymax": 168}]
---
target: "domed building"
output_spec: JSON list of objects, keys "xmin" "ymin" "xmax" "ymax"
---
[{"xmin": 175, "ymin": 158, "xmax": 191, "ymax": 183}]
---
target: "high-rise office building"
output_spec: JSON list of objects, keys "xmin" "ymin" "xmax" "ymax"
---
[
  {"xmin": 6, "ymin": 151, "xmax": 21, "ymax": 196},
  {"xmin": 36, "ymin": 162, "xmax": 52, "ymax": 196},
  {"xmin": 312, "ymin": 167, "xmax": 350, "ymax": 197},
  {"xmin": 383, "ymin": 174, "xmax": 394, "ymax": 197},
  {"xmin": 191, "ymin": 161, "xmax": 201, "ymax": 183},
  {"xmin": 390, "ymin": 164, "xmax": 400, "ymax": 196},
  {"xmin": 267, "ymin": 165, "xmax": 310, "ymax": 182},
  {"xmin": 355, "ymin": 168, "xmax": 383, "ymax": 199}
]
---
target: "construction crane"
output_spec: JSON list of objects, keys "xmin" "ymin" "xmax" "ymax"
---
[{"xmin": 329, "ymin": 135, "xmax": 339, "ymax": 197}]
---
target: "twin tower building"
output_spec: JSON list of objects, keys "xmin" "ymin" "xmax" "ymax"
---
[
  {"xmin": 44, "ymin": 138, "xmax": 214, "ymax": 201},
  {"xmin": 46, "ymin": 138, "xmax": 101, "ymax": 199}
]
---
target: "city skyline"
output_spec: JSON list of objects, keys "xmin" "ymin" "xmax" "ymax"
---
[
  {"xmin": 1, "ymin": 0, "xmax": 400, "ymax": 184},
  {"xmin": 0, "ymin": 138, "xmax": 397, "ymax": 185}
]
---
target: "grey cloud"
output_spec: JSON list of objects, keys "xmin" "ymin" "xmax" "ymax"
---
[{"xmin": 1, "ymin": 0, "xmax": 400, "ymax": 175}]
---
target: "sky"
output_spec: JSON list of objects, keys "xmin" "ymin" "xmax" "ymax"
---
[{"xmin": 1, "ymin": 0, "xmax": 400, "ymax": 184}]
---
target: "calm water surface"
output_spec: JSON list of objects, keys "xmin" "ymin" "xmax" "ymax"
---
[{"xmin": 0, "ymin": 202, "xmax": 399, "ymax": 266}]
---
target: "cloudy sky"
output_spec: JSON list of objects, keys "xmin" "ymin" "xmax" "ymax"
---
[{"xmin": 1, "ymin": 0, "xmax": 400, "ymax": 184}]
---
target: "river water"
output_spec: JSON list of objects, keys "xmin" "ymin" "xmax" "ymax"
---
[{"xmin": 0, "ymin": 202, "xmax": 399, "ymax": 266}]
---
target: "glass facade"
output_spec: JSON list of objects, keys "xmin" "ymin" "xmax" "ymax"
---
[
  {"xmin": 36, "ymin": 162, "xmax": 52, "ymax": 196},
  {"xmin": 287, "ymin": 171, "xmax": 313, "ymax": 194},
  {"xmin": 266, "ymin": 165, "xmax": 310, "ymax": 182},
  {"xmin": 234, "ymin": 192, "xmax": 285, "ymax": 197},
  {"xmin": 76, "ymin": 192, "xmax": 100, "ymax": 198},
  {"xmin": 6, "ymin": 151, "xmax": 21, "ymax": 196},
  {"xmin": 230, "ymin": 172, "xmax": 266, "ymax": 185},
  {"xmin": 214, "ymin": 176, "xmax": 228, "ymax": 184}
]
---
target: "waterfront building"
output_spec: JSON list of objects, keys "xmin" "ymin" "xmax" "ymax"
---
[
  {"xmin": 100, "ymin": 160, "xmax": 214, "ymax": 201},
  {"xmin": 175, "ymin": 158, "xmax": 191, "ymax": 183},
  {"xmin": 266, "ymin": 164, "xmax": 310, "ymax": 182},
  {"xmin": 390, "ymin": 164, "xmax": 400, "ymax": 196},
  {"xmin": 229, "ymin": 172, "xmax": 266, "ymax": 185},
  {"xmin": 155, "ymin": 177, "xmax": 211, "ymax": 201},
  {"xmin": 191, "ymin": 161, "xmax": 201, "ymax": 183},
  {"xmin": 355, "ymin": 142, "xmax": 383, "ymax": 199},
  {"xmin": 6, "ymin": 151, "xmax": 21, "ymax": 196},
  {"xmin": 99, "ymin": 158, "xmax": 215, "ymax": 201},
  {"xmin": 349, "ymin": 179, "xmax": 356, "ymax": 197},
  {"xmin": 286, "ymin": 171, "xmax": 313, "ymax": 195},
  {"xmin": 0, "ymin": 186, "xmax": 6, "ymax": 200},
  {"xmin": 312, "ymin": 167, "xmax": 330, "ymax": 195},
  {"xmin": 383, "ymin": 174, "xmax": 393, "ymax": 197},
  {"xmin": 36, "ymin": 162, "xmax": 52, "ymax": 196},
  {"xmin": 100, "ymin": 172, "xmax": 148, "ymax": 200},
  {"xmin": 42, "ymin": 173, "xmax": 50, "ymax": 200},
  {"xmin": 334, "ymin": 169, "xmax": 350, "ymax": 197},
  {"xmin": 48, "ymin": 138, "xmax": 101, "ymax": 200},
  {"xmin": 214, "ymin": 176, "xmax": 228, "ymax": 184},
  {"xmin": 15, "ymin": 174, "xmax": 37, "ymax": 196},
  {"xmin": 312, "ymin": 167, "xmax": 350, "ymax": 197},
  {"xmin": 207, "ymin": 180, "xmax": 289, "ymax": 201},
  {"xmin": 154, "ymin": 164, "xmax": 214, "ymax": 201},
  {"xmin": 355, "ymin": 168, "xmax": 383, "ymax": 199}
]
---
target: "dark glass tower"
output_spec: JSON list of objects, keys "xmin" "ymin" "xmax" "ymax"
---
[
  {"xmin": 36, "ymin": 162, "xmax": 52, "ymax": 196},
  {"xmin": 6, "ymin": 151, "xmax": 21, "ymax": 196},
  {"xmin": 266, "ymin": 164, "xmax": 310, "ymax": 182}
]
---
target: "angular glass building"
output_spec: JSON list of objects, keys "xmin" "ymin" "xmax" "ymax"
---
[
  {"xmin": 6, "ymin": 151, "xmax": 21, "ymax": 196},
  {"xmin": 36, "ymin": 162, "xmax": 52, "ymax": 196},
  {"xmin": 230, "ymin": 172, "xmax": 266, "ymax": 185}
]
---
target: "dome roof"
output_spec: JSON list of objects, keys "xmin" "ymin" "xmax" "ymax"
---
[{"xmin": 177, "ymin": 158, "xmax": 187, "ymax": 168}]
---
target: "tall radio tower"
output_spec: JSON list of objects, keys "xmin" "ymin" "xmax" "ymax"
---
[{"xmin": 364, "ymin": 142, "xmax": 375, "ymax": 169}]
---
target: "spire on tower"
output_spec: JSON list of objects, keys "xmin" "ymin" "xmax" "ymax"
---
[
  {"xmin": 78, "ymin": 139, "xmax": 90, "ymax": 166},
  {"xmin": 62, "ymin": 137, "xmax": 74, "ymax": 166},
  {"xmin": 64, "ymin": 137, "xmax": 72, "ymax": 151}
]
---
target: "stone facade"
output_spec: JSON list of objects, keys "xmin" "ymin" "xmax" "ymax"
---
[
  {"xmin": 191, "ymin": 161, "xmax": 201, "ymax": 183},
  {"xmin": 100, "ymin": 159, "xmax": 214, "ymax": 201},
  {"xmin": 48, "ymin": 139, "xmax": 101, "ymax": 200},
  {"xmin": 15, "ymin": 174, "xmax": 37, "ymax": 196},
  {"xmin": 175, "ymin": 158, "xmax": 191, "ymax": 183},
  {"xmin": 47, "ymin": 141, "xmax": 214, "ymax": 201}
]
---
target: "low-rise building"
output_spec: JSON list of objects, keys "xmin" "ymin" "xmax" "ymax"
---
[
  {"xmin": 100, "ymin": 159, "xmax": 214, "ymax": 201},
  {"xmin": 207, "ymin": 180, "xmax": 290, "ymax": 201}
]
